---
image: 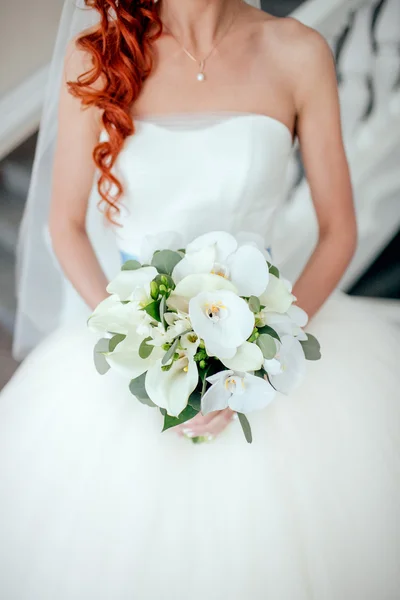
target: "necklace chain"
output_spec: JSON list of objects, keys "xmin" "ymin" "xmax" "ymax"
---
[{"xmin": 163, "ymin": 5, "xmax": 240, "ymax": 82}]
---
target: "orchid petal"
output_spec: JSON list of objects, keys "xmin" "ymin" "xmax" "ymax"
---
[
  {"xmin": 228, "ymin": 245, "xmax": 269, "ymax": 297},
  {"xmin": 222, "ymin": 342, "xmax": 264, "ymax": 372},
  {"xmin": 259, "ymin": 274, "xmax": 295, "ymax": 314},
  {"xmin": 167, "ymin": 274, "xmax": 236, "ymax": 313},
  {"xmin": 145, "ymin": 355, "xmax": 199, "ymax": 417},
  {"xmin": 269, "ymin": 336, "xmax": 307, "ymax": 394},
  {"xmin": 88, "ymin": 296, "xmax": 139, "ymax": 335},
  {"xmin": 228, "ymin": 373, "xmax": 276, "ymax": 413},
  {"xmin": 201, "ymin": 379, "xmax": 231, "ymax": 415},
  {"xmin": 107, "ymin": 267, "xmax": 158, "ymax": 301},
  {"xmin": 287, "ymin": 304, "xmax": 309, "ymax": 327},
  {"xmin": 186, "ymin": 231, "xmax": 238, "ymax": 262},
  {"xmin": 172, "ymin": 245, "xmax": 216, "ymax": 284},
  {"xmin": 106, "ymin": 335, "xmax": 162, "ymax": 379},
  {"xmin": 263, "ymin": 357, "xmax": 283, "ymax": 375},
  {"xmin": 189, "ymin": 290, "xmax": 255, "ymax": 357}
]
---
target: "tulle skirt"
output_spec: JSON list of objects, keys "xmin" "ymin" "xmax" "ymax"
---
[{"xmin": 0, "ymin": 291, "xmax": 399, "ymax": 600}]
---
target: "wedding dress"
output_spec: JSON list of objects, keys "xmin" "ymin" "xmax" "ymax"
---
[{"xmin": 0, "ymin": 112, "xmax": 399, "ymax": 600}]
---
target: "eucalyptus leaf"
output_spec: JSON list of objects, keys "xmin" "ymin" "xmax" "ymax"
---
[
  {"xmin": 269, "ymin": 265, "xmax": 280, "ymax": 278},
  {"xmin": 256, "ymin": 334, "xmax": 277, "ymax": 359},
  {"xmin": 248, "ymin": 296, "xmax": 261, "ymax": 314},
  {"xmin": 143, "ymin": 300, "xmax": 161, "ymax": 322},
  {"xmin": 162, "ymin": 404, "xmax": 199, "ymax": 432},
  {"xmin": 109, "ymin": 333, "xmax": 126, "ymax": 353},
  {"xmin": 152, "ymin": 250, "xmax": 183, "ymax": 275},
  {"xmin": 238, "ymin": 413, "xmax": 253, "ymax": 444},
  {"xmin": 129, "ymin": 373, "xmax": 156, "ymax": 407},
  {"xmin": 300, "ymin": 334, "xmax": 321, "ymax": 361},
  {"xmin": 121, "ymin": 260, "xmax": 142, "ymax": 271},
  {"xmin": 138, "ymin": 337, "xmax": 154, "ymax": 359},
  {"xmin": 93, "ymin": 338, "xmax": 111, "ymax": 375},
  {"xmin": 257, "ymin": 325, "xmax": 281, "ymax": 342},
  {"xmin": 162, "ymin": 337, "xmax": 179, "ymax": 366}
]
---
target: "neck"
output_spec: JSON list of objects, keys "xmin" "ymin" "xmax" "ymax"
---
[{"xmin": 160, "ymin": 0, "xmax": 242, "ymax": 54}]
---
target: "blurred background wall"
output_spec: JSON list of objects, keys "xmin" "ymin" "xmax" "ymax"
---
[{"xmin": 0, "ymin": 0, "xmax": 399, "ymax": 388}]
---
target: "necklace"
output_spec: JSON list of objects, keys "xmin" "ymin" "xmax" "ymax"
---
[{"xmin": 163, "ymin": 5, "xmax": 240, "ymax": 82}]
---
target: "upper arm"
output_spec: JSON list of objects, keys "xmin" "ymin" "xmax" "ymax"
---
[
  {"xmin": 49, "ymin": 38, "xmax": 102, "ymax": 236},
  {"xmin": 291, "ymin": 25, "xmax": 356, "ymax": 241}
]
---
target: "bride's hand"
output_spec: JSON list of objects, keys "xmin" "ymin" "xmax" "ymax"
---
[{"xmin": 176, "ymin": 408, "xmax": 236, "ymax": 440}]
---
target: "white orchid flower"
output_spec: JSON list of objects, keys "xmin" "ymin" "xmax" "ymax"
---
[
  {"xmin": 107, "ymin": 266, "xmax": 158, "ymax": 301},
  {"xmin": 167, "ymin": 273, "xmax": 236, "ymax": 313},
  {"xmin": 221, "ymin": 341, "xmax": 264, "ymax": 372},
  {"xmin": 202, "ymin": 370, "xmax": 276, "ymax": 414},
  {"xmin": 189, "ymin": 290, "xmax": 255, "ymax": 359},
  {"xmin": 164, "ymin": 312, "xmax": 192, "ymax": 337},
  {"xmin": 172, "ymin": 231, "xmax": 269, "ymax": 297},
  {"xmin": 259, "ymin": 274, "xmax": 296, "ymax": 314},
  {"xmin": 105, "ymin": 329, "xmax": 163, "ymax": 379},
  {"xmin": 261, "ymin": 309, "xmax": 308, "ymax": 341},
  {"xmin": 264, "ymin": 335, "xmax": 307, "ymax": 394},
  {"xmin": 88, "ymin": 295, "xmax": 141, "ymax": 335},
  {"xmin": 235, "ymin": 231, "xmax": 273, "ymax": 262},
  {"xmin": 140, "ymin": 231, "xmax": 183, "ymax": 264},
  {"xmin": 145, "ymin": 351, "xmax": 199, "ymax": 417}
]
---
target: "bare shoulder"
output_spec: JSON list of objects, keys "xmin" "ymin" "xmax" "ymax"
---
[{"xmin": 259, "ymin": 15, "xmax": 333, "ymax": 67}]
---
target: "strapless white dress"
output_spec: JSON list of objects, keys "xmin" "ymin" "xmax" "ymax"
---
[{"xmin": 0, "ymin": 114, "xmax": 399, "ymax": 600}]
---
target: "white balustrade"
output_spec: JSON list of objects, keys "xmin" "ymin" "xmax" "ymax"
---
[{"xmin": 275, "ymin": 0, "xmax": 400, "ymax": 293}]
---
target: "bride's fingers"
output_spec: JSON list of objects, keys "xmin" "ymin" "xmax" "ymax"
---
[{"xmin": 184, "ymin": 409, "xmax": 235, "ymax": 437}]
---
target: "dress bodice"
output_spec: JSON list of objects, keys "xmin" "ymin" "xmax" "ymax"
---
[{"xmin": 110, "ymin": 112, "xmax": 293, "ymax": 257}]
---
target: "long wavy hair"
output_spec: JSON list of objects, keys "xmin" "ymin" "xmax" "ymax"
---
[{"xmin": 68, "ymin": 1, "xmax": 162, "ymax": 222}]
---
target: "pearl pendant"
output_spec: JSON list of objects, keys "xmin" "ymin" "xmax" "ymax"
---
[{"xmin": 197, "ymin": 72, "xmax": 205, "ymax": 82}]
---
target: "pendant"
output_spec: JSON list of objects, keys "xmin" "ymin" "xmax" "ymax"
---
[{"xmin": 197, "ymin": 60, "xmax": 205, "ymax": 82}]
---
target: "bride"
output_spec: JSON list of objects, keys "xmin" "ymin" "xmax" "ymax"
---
[{"xmin": 0, "ymin": 0, "xmax": 399, "ymax": 598}]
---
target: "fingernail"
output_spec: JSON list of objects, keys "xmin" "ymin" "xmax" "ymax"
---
[
  {"xmin": 182, "ymin": 429, "xmax": 195, "ymax": 438},
  {"xmin": 232, "ymin": 413, "xmax": 239, "ymax": 421}
]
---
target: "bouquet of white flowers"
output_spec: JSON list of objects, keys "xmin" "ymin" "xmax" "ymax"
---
[{"xmin": 89, "ymin": 231, "xmax": 321, "ymax": 443}]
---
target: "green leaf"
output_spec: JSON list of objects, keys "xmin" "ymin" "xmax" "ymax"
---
[
  {"xmin": 162, "ymin": 337, "xmax": 179, "ymax": 366},
  {"xmin": 159, "ymin": 295, "xmax": 167, "ymax": 328},
  {"xmin": 254, "ymin": 368, "xmax": 267, "ymax": 379},
  {"xmin": 269, "ymin": 265, "xmax": 280, "ymax": 278},
  {"xmin": 248, "ymin": 296, "xmax": 261, "ymax": 314},
  {"xmin": 188, "ymin": 390, "xmax": 202, "ymax": 411},
  {"xmin": 300, "ymin": 333, "xmax": 321, "ymax": 361},
  {"xmin": 129, "ymin": 373, "xmax": 156, "ymax": 407},
  {"xmin": 93, "ymin": 338, "xmax": 111, "ymax": 375},
  {"xmin": 138, "ymin": 336, "xmax": 154, "ymax": 359},
  {"xmin": 151, "ymin": 250, "xmax": 183, "ymax": 275},
  {"xmin": 143, "ymin": 300, "xmax": 161, "ymax": 322},
  {"xmin": 257, "ymin": 325, "xmax": 281, "ymax": 343},
  {"xmin": 109, "ymin": 333, "xmax": 126, "ymax": 353},
  {"xmin": 121, "ymin": 260, "xmax": 142, "ymax": 271},
  {"xmin": 162, "ymin": 404, "xmax": 199, "ymax": 432},
  {"xmin": 256, "ymin": 334, "xmax": 277, "ymax": 359},
  {"xmin": 237, "ymin": 413, "xmax": 253, "ymax": 444}
]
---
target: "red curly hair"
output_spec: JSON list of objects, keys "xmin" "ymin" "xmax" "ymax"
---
[{"xmin": 68, "ymin": 0, "xmax": 162, "ymax": 222}]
